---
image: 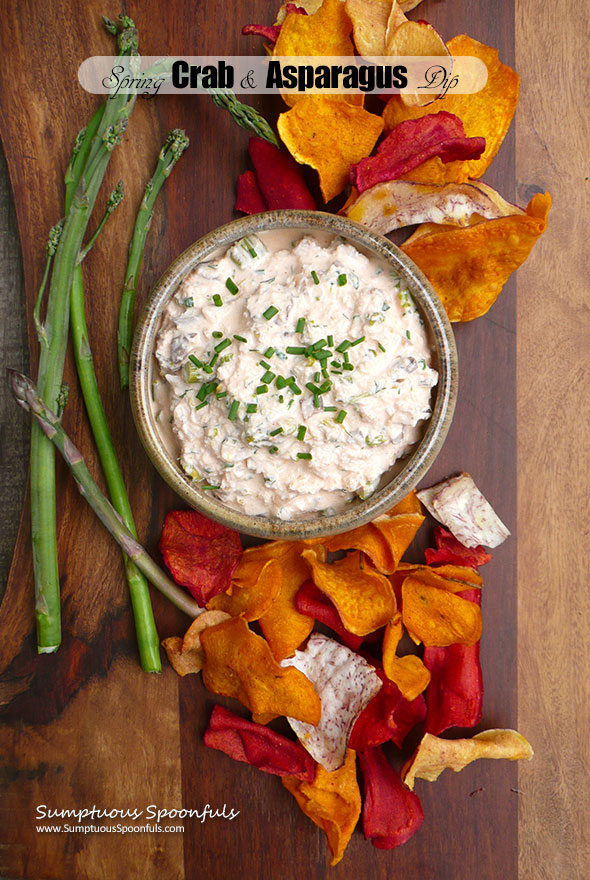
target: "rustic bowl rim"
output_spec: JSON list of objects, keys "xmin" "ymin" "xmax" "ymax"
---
[{"xmin": 130, "ymin": 209, "xmax": 457, "ymax": 540}]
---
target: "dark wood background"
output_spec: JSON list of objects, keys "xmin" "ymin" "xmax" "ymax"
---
[{"xmin": 0, "ymin": 0, "xmax": 533, "ymax": 876}]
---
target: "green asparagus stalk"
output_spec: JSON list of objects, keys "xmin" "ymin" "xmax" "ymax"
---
[
  {"xmin": 10, "ymin": 371, "xmax": 203, "ymax": 620},
  {"xmin": 30, "ymin": 17, "xmax": 138, "ymax": 653},
  {"xmin": 117, "ymin": 129, "xmax": 189, "ymax": 389},
  {"xmin": 207, "ymin": 89, "xmax": 279, "ymax": 146}
]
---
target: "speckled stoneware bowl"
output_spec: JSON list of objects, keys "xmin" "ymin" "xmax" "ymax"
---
[{"xmin": 130, "ymin": 210, "xmax": 457, "ymax": 540}]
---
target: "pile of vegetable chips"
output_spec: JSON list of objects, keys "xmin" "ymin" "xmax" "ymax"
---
[
  {"xmin": 161, "ymin": 486, "xmax": 532, "ymax": 866},
  {"xmin": 238, "ymin": 0, "xmax": 551, "ymax": 323}
]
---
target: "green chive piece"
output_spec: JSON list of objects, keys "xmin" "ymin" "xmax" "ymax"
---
[
  {"xmin": 321, "ymin": 368, "xmax": 329, "ymax": 379},
  {"xmin": 259, "ymin": 360, "xmax": 271, "ymax": 370},
  {"xmin": 406, "ymin": 330, "xmax": 411, "ymax": 340},
  {"xmin": 270, "ymin": 427, "xmax": 284, "ymax": 437},
  {"xmin": 337, "ymin": 274, "xmax": 347, "ymax": 286},
  {"xmin": 264, "ymin": 347, "xmax": 275, "ymax": 358},
  {"xmin": 196, "ymin": 383, "xmax": 209, "ymax": 402},
  {"xmin": 312, "ymin": 350, "xmax": 331, "ymax": 361},
  {"xmin": 263, "ymin": 305, "xmax": 279, "ymax": 320},
  {"xmin": 209, "ymin": 353, "xmax": 219, "ymax": 367},
  {"xmin": 342, "ymin": 363, "xmax": 354, "ymax": 372},
  {"xmin": 195, "ymin": 400, "xmax": 208, "ymax": 410},
  {"xmin": 189, "ymin": 355, "xmax": 203, "ymax": 368},
  {"xmin": 202, "ymin": 484, "xmax": 220, "ymax": 490},
  {"xmin": 255, "ymin": 385, "xmax": 268, "ymax": 395},
  {"xmin": 297, "ymin": 452, "xmax": 312, "ymax": 460},
  {"xmin": 261, "ymin": 370, "xmax": 275, "ymax": 384},
  {"xmin": 228, "ymin": 400, "xmax": 239, "ymax": 420},
  {"xmin": 313, "ymin": 395, "xmax": 320, "ymax": 408},
  {"xmin": 312, "ymin": 338, "xmax": 327, "ymax": 351},
  {"xmin": 225, "ymin": 278, "xmax": 239, "ymax": 295},
  {"xmin": 311, "ymin": 270, "xmax": 320, "ymax": 285},
  {"xmin": 313, "ymin": 371, "xmax": 321, "ymax": 383},
  {"xmin": 202, "ymin": 364, "xmax": 213, "ymax": 374},
  {"xmin": 336, "ymin": 340, "xmax": 352, "ymax": 353},
  {"xmin": 212, "ymin": 330, "xmax": 223, "ymax": 339},
  {"xmin": 296, "ymin": 317, "xmax": 306, "ymax": 334},
  {"xmin": 343, "ymin": 351, "xmax": 350, "ymax": 362},
  {"xmin": 327, "ymin": 335, "xmax": 334, "ymax": 347},
  {"xmin": 184, "ymin": 297, "xmax": 194, "ymax": 308},
  {"xmin": 297, "ymin": 425, "xmax": 307, "ymax": 441},
  {"xmin": 331, "ymin": 369, "xmax": 342, "ymax": 375},
  {"xmin": 324, "ymin": 406, "xmax": 337, "ymax": 412},
  {"xmin": 212, "ymin": 294, "xmax": 223, "ymax": 307},
  {"xmin": 275, "ymin": 376, "xmax": 288, "ymax": 389},
  {"xmin": 269, "ymin": 446, "xmax": 279, "ymax": 454},
  {"xmin": 350, "ymin": 335, "xmax": 365, "ymax": 347},
  {"xmin": 286, "ymin": 346, "xmax": 306, "ymax": 355},
  {"xmin": 335, "ymin": 410, "xmax": 347, "ymax": 423},
  {"xmin": 330, "ymin": 360, "xmax": 341, "ymax": 369},
  {"xmin": 319, "ymin": 380, "xmax": 332, "ymax": 393},
  {"xmin": 214, "ymin": 339, "xmax": 231, "ymax": 353},
  {"xmin": 246, "ymin": 403, "xmax": 258, "ymax": 413},
  {"xmin": 216, "ymin": 391, "xmax": 228, "ymax": 399},
  {"xmin": 288, "ymin": 379, "xmax": 302, "ymax": 395},
  {"xmin": 233, "ymin": 334, "xmax": 247, "ymax": 343},
  {"xmin": 378, "ymin": 342, "xmax": 386, "ymax": 352},
  {"xmin": 305, "ymin": 382, "xmax": 321, "ymax": 395}
]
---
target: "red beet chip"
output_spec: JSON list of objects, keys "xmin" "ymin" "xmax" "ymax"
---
[
  {"xmin": 241, "ymin": 23, "xmax": 282, "ymax": 42},
  {"xmin": 204, "ymin": 705, "xmax": 316, "ymax": 780},
  {"xmin": 350, "ymin": 111, "xmax": 486, "ymax": 193},
  {"xmin": 248, "ymin": 137, "xmax": 317, "ymax": 210},
  {"xmin": 423, "ymin": 588, "xmax": 483, "ymax": 735},
  {"xmin": 358, "ymin": 746, "xmax": 424, "ymax": 849},
  {"xmin": 159, "ymin": 510, "xmax": 242, "ymax": 606},
  {"xmin": 295, "ymin": 580, "xmax": 364, "ymax": 651},
  {"xmin": 349, "ymin": 667, "xmax": 426, "ymax": 751},
  {"xmin": 235, "ymin": 170, "xmax": 267, "ymax": 215},
  {"xmin": 424, "ymin": 526, "xmax": 492, "ymax": 568}
]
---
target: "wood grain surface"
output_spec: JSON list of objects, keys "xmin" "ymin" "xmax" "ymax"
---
[{"xmin": 0, "ymin": 0, "xmax": 585, "ymax": 877}]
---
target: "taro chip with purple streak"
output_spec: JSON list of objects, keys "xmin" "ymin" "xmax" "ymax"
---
[
  {"xmin": 281, "ymin": 633, "xmax": 382, "ymax": 771},
  {"xmin": 417, "ymin": 472, "xmax": 510, "ymax": 549}
]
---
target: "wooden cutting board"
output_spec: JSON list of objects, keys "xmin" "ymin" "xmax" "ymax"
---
[{"xmin": 0, "ymin": 1, "xmax": 521, "ymax": 877}]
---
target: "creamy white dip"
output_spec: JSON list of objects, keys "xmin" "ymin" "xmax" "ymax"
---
[{"xmin": 154, "ymin": 232, "xmax": 438, "ymax": 519}]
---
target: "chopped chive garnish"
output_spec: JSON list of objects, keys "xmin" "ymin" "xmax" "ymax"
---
[
  {"xmin": 246, "ymin": 243, "xmax": 257, "ymax": 258},
  {"xmin": 270, "ymin": 427, "xmax": 284, "ymax": 437},
  {"xmin": 209, "ymin": 353, "xmax": 219, "ymax": 367},
  {"xmin": 312, "ymin": 350, "xmax": 331, "ymax": 361},
  {"xmin": 216, "ymin": 391, "xmax": 228, "ymax": 399},
  {"xmin": 264, "ymin": 347, "xmax": 275, "ymax": 358},
  {"xmin": 278, "ymin": 395, "xmax": 284, "ymax": 403},
  {"xmin": 322, "ymin": 367, "xmax": 329, "ymax": 379},
  {"xmin": 287, "ymin": 378, "xmax": 302, "ymax": 395},
  {"xmin": 327, "ymin": 335, "xmax": 334, "ymax": 347},
  {"xmin": 297, "ymin": 425, "xmax": 307, "ymax": 441},
  {"xmin": 212, "ymin": 330, "xmax": 223, "ymax": 339},
  {"xmin": 184, "ymin": 297, "xmax": 194, "ymax": 308},
  {"xmin": 319, "ymin": 380, "xmax": 332, "ymax": 393},
  {"xmin": 337, "ymin": 273, "xmax": 347, "ymax": 286},
  {"xmin": 336, "ymin": 340, "xmax": 352, "ymax": 353},
  {"xmin": 255, "ymin": 385, "xmax": 268, "ymax": 395},
  {"xmin": 342, "ymin": 363, "xmax": 354, "ymax": 372},
  {"xmin": 335, "ymin": 410, "xmax": 347, "ymax": 423},
  {"xmin": 330, "ymin": 360, "xmax": 341, "ymax": 369},
  {"xmin": 269, "ymin": 446, "xmax": 279, "ymax": 454},
  {"xmin": 343, "ymin": 350, "xmax": 350, "ymax": 362},
  {"xmin": 225, "ymin": 278, "xmax": 239, "ymax": 295},
  {"xmin": 259, "ymin": 360, "xmax": 271, "ymax": 370},
  {"xmin": 311, "ymin": 270, "xmax": 320, "ymax": 285},
  {"xmin": 331, "ymin": 369, "xmax": 342, "ymax": 375},
  {"xmin": 286, "ymin": 346, "xmax": 306, "ymax": 355},
  {"xmin": 202, "ymin": 364, "xmax": 213, "ymax": 374},
  {"xmin": 233, "ymin": 334, "xmax": 247, "ymax": 343},
  {"xmin": 313, "ymin": 395, "xmax": 320, "ymax": 408},
  {"xmin": 350, "ymin": 335, "xmax": 365, "ymax": 347},
  {"xmin": 313, "ymin": 371, "xmax": 321, "ymax": 383},
  {"xmin": 195, "ymin": 400, "xmax": 208, "ymax": 410},
  {"xmin": 406, "ymin": 330, "xmax": 411, "ymax": 339},
  {"xmin": 214, "ymin": 338, "xmax": 231, "ymax": 353},
  {"xmin": 261, "ymin": 370, "xmax": 275, "ymax": 384},
  {"xmin": 212, "ymin": 294, "xmax": 223, "ymax": 307},
  {"xmin": 228, "ymin": 400, "xmax": 239, "ymax": 420},
  {"xmin": 246, "ymin": 403, "xmax": 258, "ymax": 413},
  {"xmin": 196, "ymin": 383, "xmax": 209, "ymax": 401},
  {"xmin": 378, "ymin": 342, "xmax": 386, "ymax": 352},
  {"xmin": 202, "ymin": 484, "xmax": 220, "ymax": 490},
  {"xmin": 189, "ymin": 355, "xmax": 203, "ymax": 368},
  {"xmin": 263, "ymin": 305, "xmax": 279, "ymax": 320},
  {"xmin": 297, "ymin": 452, "xmax": 312, "ymax": 460},
  {"xmin": 324, "ymin": 406, "xmax": 337, "ymax": 412},
  {"xmin": 276, "ymin": 376, "xmax": 288, "ymax": 389},
  {"xmin": 312, "ymin": 338, "xmax": 327, "ymax": 351},
  {"xmin": 305, "ymin": 382, "xmax": 322, "ymax": 395},
  {"xmin": 296, "ymin": 317, "xmax": 306, "ymax": 334}
]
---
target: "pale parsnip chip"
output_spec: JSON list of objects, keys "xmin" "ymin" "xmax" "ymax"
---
[
  {"xmin": 162, "ymin": 610, "xmax": 233, "ymax": 676},
  {"xmin": 346, "ymin": 0, "xmax": 392, "ymax": 56},
  {"xmin": 417, "ymin": 473, "xmax": 511, "ymax": 548}
]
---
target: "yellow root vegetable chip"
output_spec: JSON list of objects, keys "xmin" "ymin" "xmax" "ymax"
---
[
  {"xmin": 200, "ymin": 616, "xmax": 321, "ymax": 724},
  {"xmin": 325, "ymin": 511, "xmax": 424, "ymax": 574},
  {"xmin": 208, "ymin": 557, "xmax": 282, "ymax": 621},
  {"xmin": 256, "ymin": 542, "xmax": 315, "ymax": 660},
  {"xmin": 346, "ymin": 0, "xmax": 392, "ymax": 56},
  {"xmin": 401, "ymin": 192, "xmax": 551, "ymax": 321},
  {"xmin": 401, "ymin": 576, "xmax": 482, "ymax": 646},
  {"xmin": 345, "ymin": 179, "xmax": 524, "ymax": 235},
  {"xmin": 389, "ymin": 489, "xmax": 423, "ymax": 515},
  {"xmin": 402, "ymin": 729, "xmax": 534, "ymax": 789},
  {"xmin": 382, "ymin": 612, "xmax": 431, "ymax": 700},
  {"xmin": 278, "ymin": 96, "xmax": 383, "ymax": 201},
  {"xmin": 273, "ymin": 0, "xmax": 361, "ymax": 107},
  {"xmin": 392, "ymin": 562, "xmax": 482, "ymax": 595},
  {"xmin": 302, "ymin": 549, "xmax": 396, "ymax": 635},
  {"xmin": 282, "ymin": 748, "xmax": 361, "ymax": 866},
  {"xmin": 383, "ymin": 35, "xmax": 520, "ymax": 183},
  {"xmin": 162, "ymin": 610, "xmax": 232, "ymax": 676}
]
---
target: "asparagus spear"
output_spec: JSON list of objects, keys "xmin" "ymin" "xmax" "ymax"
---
[
  {"xmin": 207, "ymin": 89, "xmax": 279, "ymax": 146},
  {"xmin": 117, "ymin": 129, "xmax": 189, "ymax": 390},
  {"xmin": 10, "ymin": 371, "xmax": 202, "ymax": 620},
  {"xmin": 30, "ymin": 17, "xmax": 138, "ymax": 653}
]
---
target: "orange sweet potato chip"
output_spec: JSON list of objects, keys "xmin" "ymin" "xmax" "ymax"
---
[
  {"xmin": 302, "ymin": 549, "xmax": 396, "ymax": 635},
  {"xmin": 402, "ymin": 192, "xmax": 551, "ymax": 321},
  {"xmin": 282, "ymin": 747, "xmax": 361, "ymax": 866},
  {"xmin": 255, "ymin": 542, "xmax": 315, "ymax": 660},
  {"xmin": 208, "ymin": 557, "xmax": 282, "ymax": 621},
  {"xmin": 391, "ymin": 562, "xmax": 483, "ymax": 595},
  {"xmin": 200, "ymin": 616, "xmax": 321, "ymax": 723},
  {"xmin": 401, "ymin": 576, "xmax": 482, "ymax": 646},
  {"xmin": 383, "ymin": 35, "xmax": 520, "ymax": 183},
  {"xmin": 278, "ymin": 96, "xmax": 384, "ymax": 201},
  {"xmin": 325, "ymin": 511, "xmax": 424, "ymax": 574},
  {"xmin": 273, "ymin": 0, "xmax": 361, "ymax": 107},
  {"xmin": 402, "ymin": 729, "xmax": 534, "ymax": 789},
  {"xmin": 162, "ymin": 610, "xmax": 232, "ymax": 676},
  {"xmin": 390, "ymin": 489, "xmax": 422, "ymax": 515},
  {"xmin": 382, "ymin": 612, "xmax": 431, "ymax": 700}
]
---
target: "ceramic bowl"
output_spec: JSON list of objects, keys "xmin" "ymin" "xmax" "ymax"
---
[{"xmin": 130, "ymin": 210, "xmax": 457, "ymax": 539}]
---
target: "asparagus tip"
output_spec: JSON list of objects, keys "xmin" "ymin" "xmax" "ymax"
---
[
  {"xmin": 6, "ymin": 368, "xmax": 33, "ymax": 413},
  {"xmin": 101, "ymin": 15, "xmax": 118, "ymax": 35}
]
